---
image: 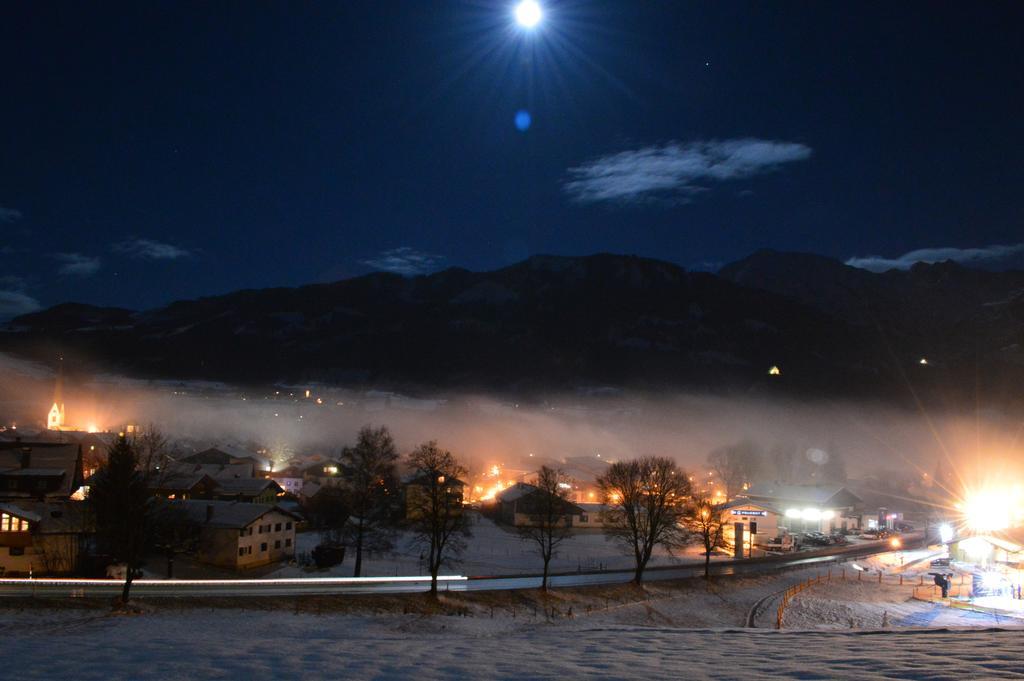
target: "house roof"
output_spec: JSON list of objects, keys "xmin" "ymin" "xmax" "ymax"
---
[
  {"xmin": 496, "ymin": 482, "xmax": 536, "ymax": 503},
  {"xmin": 149, "ymin": 471, "xmax": 219, "ymax": 492},
  {"xmin": 299, "ymin": 480, "xmax": 322, "ymax": 499},
  {"xmin": 741, "ymin": 483, "xmax": 862, "ymax": 508},
  {"xmin": 402, "ymin": 472, "xmax": 467, "ymax": 487},
  {"xmin": 497, "ymin": 483, "xmax": 585, "ymax": 515},
  {"xmin": 719, "ymin": 498, "xmax": 782, "ymax": 514},
  {"xmin": 0, "ymin": 500, "xmax": 92, "ymax": 533},
  {"xmin": 163, "ymin": 461, "xmax": 255, "ymax": 481},
  {"xmin": 303, "ymin": 460, "xmax": 350, "ymax": 477},
  {"xmin": 173, "ymin": 499, "xmax": 301, "ymax": 529},
  {"xmin": 0, "ymin": 502, "xmax": 42, "ymax": 523},
  {"xmin": 577, "ymin": 502, "xmax": 613, "ymax": 513},
  {"xmin": 216, "ymin": 477, "xmax": 283, "ymax": 496},
  {"xmin": 0, "ymin": 442, "xmax": 82, "ymax": 498}
]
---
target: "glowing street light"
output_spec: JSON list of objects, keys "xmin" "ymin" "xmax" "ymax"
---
[
  {"xmin": 514, "ymin": 0, "xmax": 542, "ymax": 28},
  {"xmin": 938, "ymin": 523, "xmax": 954, "ymax": 544}
]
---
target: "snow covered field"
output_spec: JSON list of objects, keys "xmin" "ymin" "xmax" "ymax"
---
[
  {"xmin": 3, "ymin": 605, "xmax": 1023, "ymax": 680},
  {"xmin": 274, "ymin": 513, "xmax": 728, "ymax": 578},
  {"xmin": 5, "ymin": 565, "xmax": 1023, "ymax": 680}
]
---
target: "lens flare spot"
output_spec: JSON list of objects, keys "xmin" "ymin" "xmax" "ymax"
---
[{"xmin": 514, "ymin": 110, "xmax": 532, "ymax": 132}]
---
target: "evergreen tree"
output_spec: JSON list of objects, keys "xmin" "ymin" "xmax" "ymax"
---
[{"xmin": 89, "ymin": 435, "xmax": 152, "ymax": 604}]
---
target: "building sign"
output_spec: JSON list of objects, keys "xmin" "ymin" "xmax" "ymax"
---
[{"xmin": 731, "ymin": 509, "xmax": 768, "ymax": 517}]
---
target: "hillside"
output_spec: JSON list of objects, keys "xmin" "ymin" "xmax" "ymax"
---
[{"xmin": 3, "ymin": 252, "xmax": 1023, "ymax": 404}]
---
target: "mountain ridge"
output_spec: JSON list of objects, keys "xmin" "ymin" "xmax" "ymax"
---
[{"xmin": 3, "ymin": 252, "xmax": 1023, "ymax": 406}]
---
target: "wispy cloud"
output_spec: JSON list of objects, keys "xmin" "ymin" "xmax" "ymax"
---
[
  {"xmin": 53, "ymin": 252, "xmax": 101, "ymax": 276},
  {"xmin": 113, "ymin": 238, "xmax": 192, "ymax": 260},
  {"xmin": 564, "ymin": 138, "xmax": 812, "ymax": 204},
  {"xmin": 845, "ymin": 243, "xmax": 1024, "ymax": 273},
  {"xmin": 0, "ymin": 206, "xmax": 23, "ymax": 223},
  {"xmin": 361, "ymin": 247, "xmax": 445, "ymax": 276},
  {"xmin": 0, "ymin": 290, "xmax": 41, "ymax": 319}
]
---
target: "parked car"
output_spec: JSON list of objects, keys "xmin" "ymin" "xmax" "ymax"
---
[{"xmin": 930, "ymin": 556, "xmax": 951, "ymax": 568}]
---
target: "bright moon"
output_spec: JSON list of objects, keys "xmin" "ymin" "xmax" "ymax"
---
[{"xmin": 515, "ymin": 0, "xmax": 542, "ymax": 28}]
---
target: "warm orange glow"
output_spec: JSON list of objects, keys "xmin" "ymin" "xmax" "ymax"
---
[
  {"xmin": 86, "ymin": 423, "xmax": 99, "ymax": 433},
  {"xmin": 478, "ymin": 480, "xmax": 511, "ymax": 502}
]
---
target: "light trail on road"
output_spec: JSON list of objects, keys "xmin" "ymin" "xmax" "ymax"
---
[{"xmin": 0, "ymin": 535, "xmax": 921, "ymax": 599}]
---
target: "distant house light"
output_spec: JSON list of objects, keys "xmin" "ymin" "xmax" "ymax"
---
[
  {"xmin": 768, "ymin": 365, "xmax": 781, "ymax": 376},
  {"xmin": 919, "ymin": 358, "xmax": 929, "ymax": 365}
]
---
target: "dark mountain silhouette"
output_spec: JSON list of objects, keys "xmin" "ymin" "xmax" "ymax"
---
[{"xmin": 3, "ymin": 252, "xmax": 1023, "ymax": 405}]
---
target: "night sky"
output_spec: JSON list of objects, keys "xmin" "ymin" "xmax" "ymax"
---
[{"xmin": 2, "ymin": 1, "xmax": 1022, "ymax": 316}]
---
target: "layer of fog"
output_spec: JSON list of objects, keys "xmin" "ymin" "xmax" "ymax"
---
[{"xmin": 1, "ymin": 352, "xmax": 1020, "ymax": 485}]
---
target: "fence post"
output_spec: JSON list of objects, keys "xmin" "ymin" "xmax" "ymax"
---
[
  {"xmin": 878, "ymin": 572, "xmax": 882, "ymax": 583},
  {"xmin": 899, "ymin": 575, "xmax": 903, "ymax": 586},
  {"xmin": 858, "ymin": 571, "xmax": 862, "ymax": 581}
]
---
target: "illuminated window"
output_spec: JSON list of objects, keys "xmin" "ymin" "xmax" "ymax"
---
[{"xmin": 1, "ymin": 514, "xmax": 29, "ymax": 532}]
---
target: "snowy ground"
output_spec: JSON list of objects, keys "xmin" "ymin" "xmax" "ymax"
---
[
  {"xmin": 780, "ymin": 579, "xmax": 1010, "ymax": 629},
  {"xmin": 3, "ymin": 602, "xmax": 1023, "ymax": 680},
  {"xmin": 273, "ymin": 513, "xmax": 730, "ymax": 578},
  {"xmin": 5, "ymin": 563, "xmax": 1022, "ymax": 679}
]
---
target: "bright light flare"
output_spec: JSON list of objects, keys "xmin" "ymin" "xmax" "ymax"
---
[
  {"xmin": 514, "ymin": 0, "xmax": 542, "ymax": 28},
  {"xmin": 961, "ymin": 488, "xmax": 1023, "ymax": 533},
  {"xmin": 86, "ymin": 423, "xmax": 99, "ymax": 434},
  {"xmin": 939, "ymin": 523, "xmax": 954, "ymax": 543}
]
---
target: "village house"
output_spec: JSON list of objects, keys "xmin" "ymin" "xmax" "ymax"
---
[
  {"xmin": 267, "ymin": 465, "xmax": 304, "ymax": 495},
  {"xmin": 174, "ymin": 500, "xmax": 301, "ymax": 570},
  {"xmin": 402, "ymin": 472, "xmax": 466, "ymax": 521},
  {"xmin": 573, "ymin": 502, "xmax": 613, "ymax": 529},
  {"xmin": 0, "ymin": 441, "xmax": 85, "ymax": 501},
  {"xmin": 737, "ymin": 483, "xmax": 863, "ymax": 534},
  {"xmin": 0, "ymin": 500, "xmax": 92, "ymax": 576},
  {"xmin": 214, "ymin": 477, "xmax": 284, "ymax": 504},
  {"xmin": 494, "ymin": 482, "xmax": 585, "ymax": 527}
]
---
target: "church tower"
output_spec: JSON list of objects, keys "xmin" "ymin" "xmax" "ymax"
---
[{"xmin": 47, "ymin": 356, "xmax": 66, "ymax": 430}]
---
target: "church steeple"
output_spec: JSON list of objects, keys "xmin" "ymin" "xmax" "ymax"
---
[{"xmin": 47, "ymin": 356, "xmax": 66, "ymax": 430}]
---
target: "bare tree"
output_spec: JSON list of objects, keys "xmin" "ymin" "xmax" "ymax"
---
[
  {"xmin": 517, "ymin": 466, "xmax": 574, "ymax": 591},
  {"xmin": 707, "ymin": 440, "xmax": 761, "ymax": 500},
  {"xmin": 339, "ymin": 425, "xmax": 399, "ymax": 577},
  {"xmin": 405, "ymin": 441, "xmax": 470, "ymax": 596},
  {"xmin": 597, "ymin": 456, "xmax": 692, "ymax": 584},
  {"xmin": 150, "ymin": 502, "xmax": 201, "ymax": 579},
  {"xmin": 132, "ymin": 424, "xmax": 170, "ymax": 475},
  {"xmin": 685, "ymin": 492, "xmax": 727, "ymax": 579},
  {"xmin": 88, "ymin": 435, "xmax": 152, "ymax": 603}
]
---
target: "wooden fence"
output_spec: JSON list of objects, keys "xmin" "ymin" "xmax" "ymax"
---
[{"xmin": 775, "ymin": 568, "xmax": 968, "ymax": 628}]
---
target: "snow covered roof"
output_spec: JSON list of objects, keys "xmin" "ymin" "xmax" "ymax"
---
[
  {"xmin": 0, "ymin": 502, "xmax": 41, "ymax": 523},
  {"xmin": 216, "ymin": 477, "xmax": 282, "ymax": 496},
  {"xmin": 0, "ymin": 500, "xmax": 92, "ymax": 533},
  {"xmin": 173, "ymin": 500, "xmax": 300, "ymax": 529},
  {"xmin": 496, "ymin": 483, "xmax": 537, "ymax": 503},
  {"xmin": 300, "ymin": 481, "xmax": 322, "ymax": 499},
  {"xmin": 0, "ymin": 441, "xmax": 82, "ymax": 498},
  {"xmin": 719, "ymin": 498, "xmax": 782, "ymax": 514},
  {"xmin": 741, "ymin": 483, "xmax": 862, "ymax": 508}
]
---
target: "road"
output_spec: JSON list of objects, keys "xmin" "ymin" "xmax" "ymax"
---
[{"xmin": 0, "ymin": 534, "xmax": 922, "ymax": 599}]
